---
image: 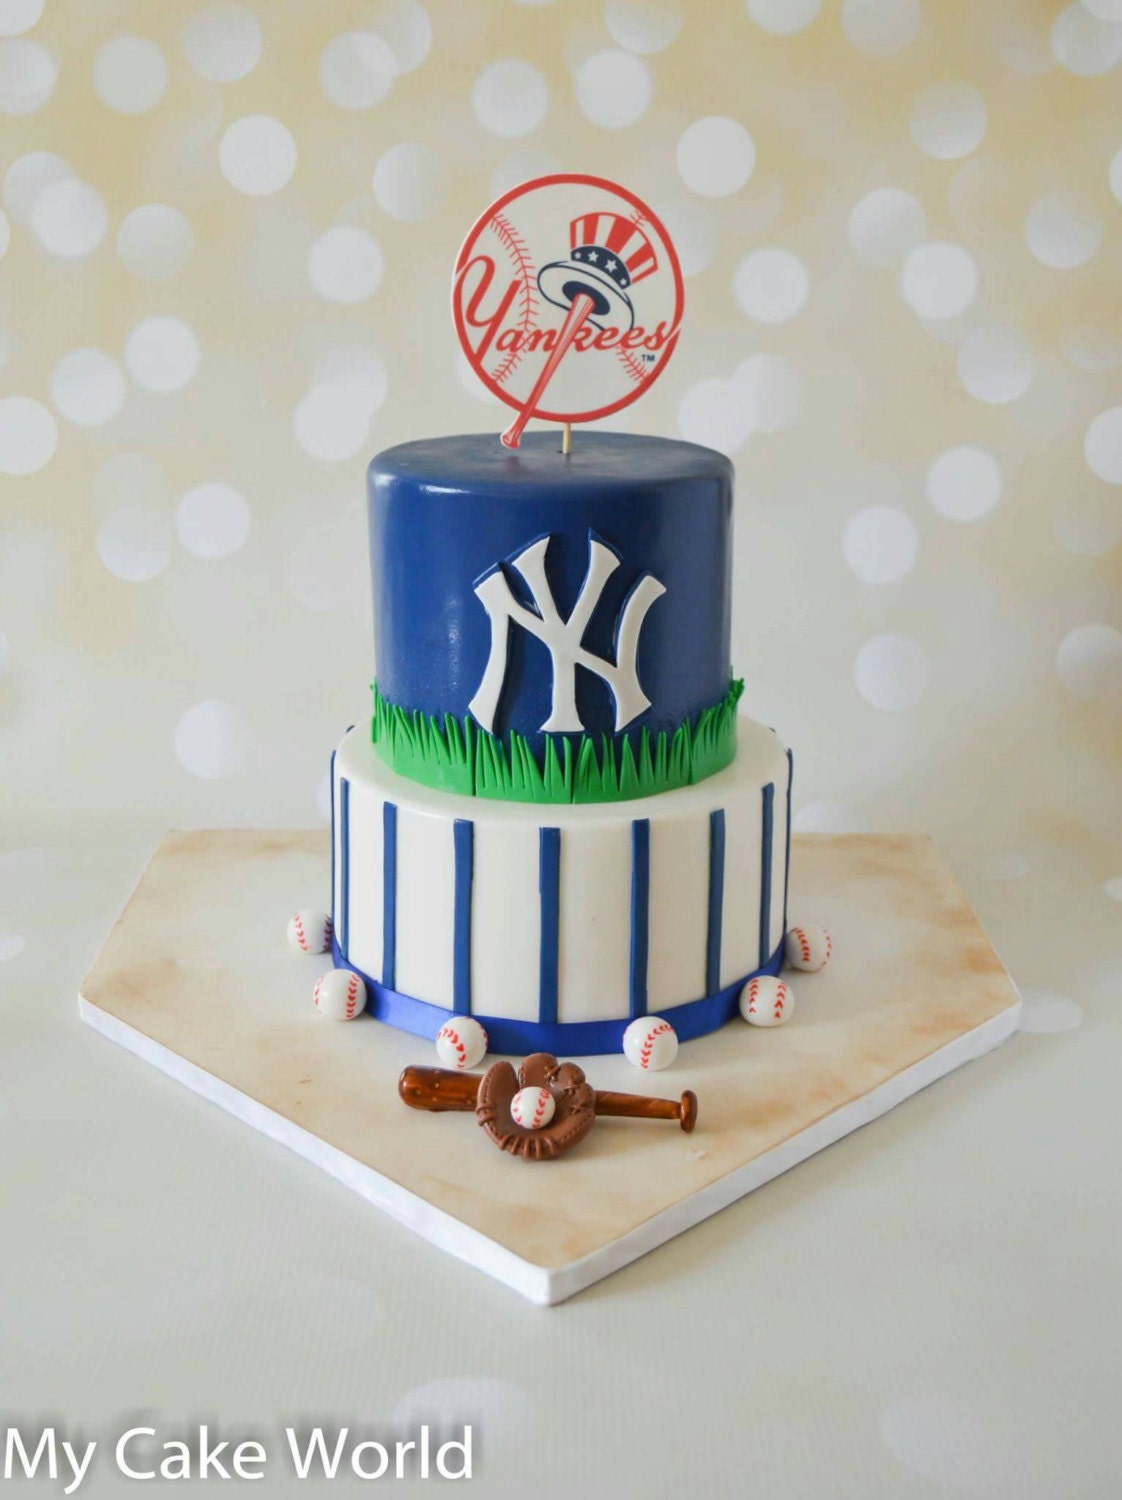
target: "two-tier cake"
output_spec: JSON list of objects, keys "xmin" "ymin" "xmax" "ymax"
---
[{"xmin": 327, "ymin": 429, "xmax": 792, "ymax": 1055}]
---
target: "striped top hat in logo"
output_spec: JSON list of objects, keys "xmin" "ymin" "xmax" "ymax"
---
[{"xmin": 452, "ymin": 174, "xmax": 684, "ymax": 448}]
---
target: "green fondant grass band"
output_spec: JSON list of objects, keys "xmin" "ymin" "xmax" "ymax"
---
[{"xmin": 370, "ymin": 679, "xmax": 745, "ymax": 804}]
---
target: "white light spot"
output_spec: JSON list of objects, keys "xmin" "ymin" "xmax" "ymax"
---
[
  {"xmin": 123, "ymin": 315, "xmax": 201, "ymax": 393},
  {"xmin": 1019, "ymin": 988, "xmax": 1083, "ymax": 1034},
  {"xmin": 0, "ymin": 37, "xmax": 56, "ymax": 113},
  {"xmin": 982, "ymin": 851, "xmax": 1030, "ymax": 880},
  {"xmin": 1050, "ymin": 3, "xmax": 1122, "ymax": 74},
  {"xmin": 676, "ymin": 376, "xmax": 752, "ymax": 457},
  {"xmin": 176, "ymin": 481, "xmax": 250, "ymax": 559},
  {"xmin": 31, "ymin": 179, "xmax": 107, "ymax": 259},
  {"xmin": 319, "ymin": 32, "xmax": 397, "ymax": 110},
  {"xmin": 93, "ymin": 36, "xmax": 168, "ymax": 114},
  {"xmin": 372, "ymin": 142, "xmax": 445, "ymax": 222},
  {"xmin": 183, "ymin": 4, "xmax": 262, "ymax": 82},
  {"xmin": 734, "ymin": 352, "xmax": 803, "ymax": 432},
  {"xmin": 2, "ymin": 151, "xmax": 73, "ymax": 226},
  {"xmin": 1054, "ymin": 492, "xmax": 1122, "ymax": 557},
  {"xmin": 97, "ymin": 500, "xmax": 172, "ymax": 581},
  {"xmin": 676, "ymin": 116, "xmax": 756, "ymax": 197},
  {"xmin": 909, "ymin": 82, "xmax": 986, "ymax": 160},
  {"xmin": 0, "ymin": 0, "xmax": 44, "ymax": 36},
  {"xmin": 293, "ymin": 378, "xmax": 385, "ymax": 462},
  {"xmin": 900, "ymin": 241, "xmax": 977, "ymax": 320},
  {"xmin": 373, "ymin": 0, "xmax": 432, "ymax": 72},
  {"xmin": 847, "ymin": 187, "xmax": 926, "ymax": 268},
  {"xmin": 1111, "ymin": 146, "xmax": 1122, "ymax": 205},
  {"xmin": 733, "ymin": 246, "xmax": 810, "ymax": 324},
  {"xmin": 308, "ymin": 226, "xmax": 383, "ymax": 304},
  {"xmin": 576, "ymin": 48, "xmax": 652, "ymax": 128},
  {"xmin": 175, "ymin": 700, "xmax": 250, "ymax": 778},
  {"xmin": 654, "ymin": 197, "xmax": 719, "ymax": 276},
  {"xmin": 1083, "ymin": 406, "xmax": 1122, "ymax": 484},
  {"xmin": 957, "ymin": 326, "xmax": 1035, "ymax": 405},
  {"xmin": 1057, "ymin": 623, "xmax": 1122, "ymax": 699},
  {"xmin": 489, "ymin": 148, "xmax": 561, "ymax": 200},
  {"xmin": 854, "ymin": 632, "xmax": 929, "ymax": 711},
  {"xmin": 1025, "ymin": 190, "xmax": 1102, "ymax": 269},
  {"xmin": 925, "ymin": 445, "xmax": 1001, "ymax": 522},
  {"xmin": 116, "ymin": 204, "xmax": 194, "ymax": 281},
  {"xmin": 881, "ymin": 1394, "xmax": 1029, "ymax": 1491},
  {"xmin": 746, "ymin": 0, "xmax": 821, "ymax": 35},
  {"xmin": 793, "ymin": 802, "xmax": 871, "ymax": 833},
  {"xmin": 0, "ymin": 396, "xmax": 56, "ymax": 475},
  {"xmin": 842, "ymin": 506, "xmax": 918, "ymax": 584},
  {"xmin": 1103, "ymin": 875, "xmax": 1122, "ymax": 901},
  {"xmin": 606, "ymin": 0, "xmax": 683, "ymax": 52},
  {"xmin": 472, "ymin": 58, "xmax": 548, "ymax": 138},
  {"xmin": 0, "ymin": 931, "xmax": 24, "ymax": 961},
  {"xmin": 219, "ymin": 115, "xmax": 297, "ymax": 196},
  {"xmin": 841, "ymin": 0, "xmax": 921, "ymax": 58},
  {"xmin": 49, "ymin": 348, "xmax": 126, "ymax": 427}
]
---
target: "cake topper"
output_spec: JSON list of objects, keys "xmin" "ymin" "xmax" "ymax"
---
[{"xmin": 452, "ymin": 173, "xmax": 684, "ymax": 450}]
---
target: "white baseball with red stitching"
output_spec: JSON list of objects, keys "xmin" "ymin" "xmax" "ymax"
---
[
  {"xmin": 435, "ymin": 1016, "xmax": 488, "ymax": 1070},
  {"xmin": 287, "ymin": 907, "xmax": 333, "ymax": 954},
  {"xmin": 622, "ymin": 1015, "xmax": 678, "ymax": 1071},
  {"xmin": 510, "ymin": 1085, "xmax": 556, "ymax": 1130},
  {"xmin": 739, "ymin": 975, "xmax": 795, "ymax": 1027},
  {"xmin": 312, "ymin": 969, "xmax": 366, "ymax": 1021},
  {"xmin": 785, "ymin": 923, "xmax": 832, "ymax": 973}
]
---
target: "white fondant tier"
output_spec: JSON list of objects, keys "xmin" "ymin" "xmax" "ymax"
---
[{"xmin": 330, "ymin": 718, "xmax": 792, "ymax": 1053}]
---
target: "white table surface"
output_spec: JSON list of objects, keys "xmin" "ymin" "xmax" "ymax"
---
[{"xmin": 2, "ymin": 813, "xmax": 1119, "ymax": 1498}]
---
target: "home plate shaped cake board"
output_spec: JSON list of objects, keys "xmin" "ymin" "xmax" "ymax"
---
[{"xmin": 79, "ymin": 830, "xmax": 1021, "ymax": 1305}]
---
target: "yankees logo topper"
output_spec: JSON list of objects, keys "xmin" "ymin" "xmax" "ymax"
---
[{"xmin": 452, "ymin": 173, "xmax": 684, "ymax": 450}]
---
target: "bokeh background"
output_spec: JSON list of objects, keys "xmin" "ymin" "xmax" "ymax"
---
[{"xmin": 2, "ymin": 0, "xmax": 1121, "ymax": 1012}]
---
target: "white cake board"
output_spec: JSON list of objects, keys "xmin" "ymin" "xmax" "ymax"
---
[{"xmin": 79, "ymin": 831, "xmax": 1021, "ymax": 1306}]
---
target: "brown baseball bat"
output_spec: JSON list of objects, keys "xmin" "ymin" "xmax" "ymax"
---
[{"xmin": 398, "ymin": 1066, "xmax": 697, "ymax": 1133}]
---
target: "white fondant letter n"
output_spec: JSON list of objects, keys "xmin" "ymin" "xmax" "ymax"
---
[{"xmin": 468, "ymin": 534, "xmax": 666, "ymax": 735}]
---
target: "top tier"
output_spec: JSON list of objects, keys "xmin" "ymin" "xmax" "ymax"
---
[{"xmin": 367, "ymin": 431, "xmax": 739, "ymax": 804}]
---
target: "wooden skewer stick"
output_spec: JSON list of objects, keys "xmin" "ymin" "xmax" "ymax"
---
[
  {"xmin": 500, "ymin": 291, "xmax": 595, "ymax": 450},
  {"xmin": 399, "ymin": 1066, "xmax": 697, "ymax": 1133},
  {"xmin": 562, "ymin": 421, "xmax": 572, "ymax": 455}
]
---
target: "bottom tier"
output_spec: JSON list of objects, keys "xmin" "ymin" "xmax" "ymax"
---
[{"xmin": 330, "ymin": 719, "xmax": 793, "ymax": 1055}]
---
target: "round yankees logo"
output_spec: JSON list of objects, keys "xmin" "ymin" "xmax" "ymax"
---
[{"xmin": 452, "ymin": 174, "xmax": 684, "ymax": 447}]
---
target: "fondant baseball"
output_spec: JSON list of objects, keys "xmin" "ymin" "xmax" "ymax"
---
[
  {"xmin": 785, "ymin": 923, "xmax": 832, "ymax": 973},
  {"xmin": 287, "ymin": 907, "xmax": 333, "ymax": 954},
  {"xmin": 510, "ymin": 1084, "xmax": 557, "ymax": 1131},
  {"xmin": 312, "ymin": 969, "xmax": 366, "ymax": 1020},
  {"xmin": 435, "ymin": 1016, "xmax": 488, "ymax": 1070},
  {"xmin": 622, "ymin": 1016, "xmax": 679, "ymax": 1071},
  {"xmin": 739, "ymin": 975, "xmax": 795, "ymax": 1027}
]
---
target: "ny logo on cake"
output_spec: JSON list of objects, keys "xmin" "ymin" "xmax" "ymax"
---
[{"xmin": 469, "ymin": 534, "xmax": 666, "ymax": 735}]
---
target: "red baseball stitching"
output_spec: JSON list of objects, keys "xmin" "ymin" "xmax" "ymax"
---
[
  {"xmin": 345, "ymin": 973, "xmax": 359, "ymax": 1018},
  {"xmin": 639, "ymin": 1020, "xmax": 672, "ymax": 1067},
  {"xmin": 488, "ymin": 212, "xmax": 538, "ymax": 386},
  {"xmin": 440, "ymin": 1025, "xmax": 467, "ymax": 1065},
  {"xmin": 616, "ymin": 344, "xmax": 648, "ymax": 385},
  {"xmin": 293, "ymin": 913, "xmax": 306, "ymax": 949}
]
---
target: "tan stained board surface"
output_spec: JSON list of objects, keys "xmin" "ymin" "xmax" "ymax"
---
[{"xmin": 80, "ymin": 831, "xmax": 1020, "ymax": 1278}]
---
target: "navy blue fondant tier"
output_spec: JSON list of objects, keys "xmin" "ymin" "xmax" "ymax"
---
[{"xmin": 368, "ymin": 432, "xmax": 734, "ymax": 771}]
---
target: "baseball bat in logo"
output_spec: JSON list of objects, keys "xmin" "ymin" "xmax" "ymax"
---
[{"xmin": 452, "ymin": 174, "xmax": 685, "ymax": 448}]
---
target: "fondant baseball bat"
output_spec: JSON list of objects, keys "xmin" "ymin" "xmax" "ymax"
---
[
  {"xmin": 399, "ymin": 1066, "xmax": 698, "ymax": 1133},
  {"xmin": 499, "ymin": 290, "xmax": 595, "ymax": 450}
]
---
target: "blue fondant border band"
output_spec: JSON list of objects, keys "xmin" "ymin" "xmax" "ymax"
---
[{"xmin": 331, "ymin": 934, "xmax": 785, "ymax": 1058}]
